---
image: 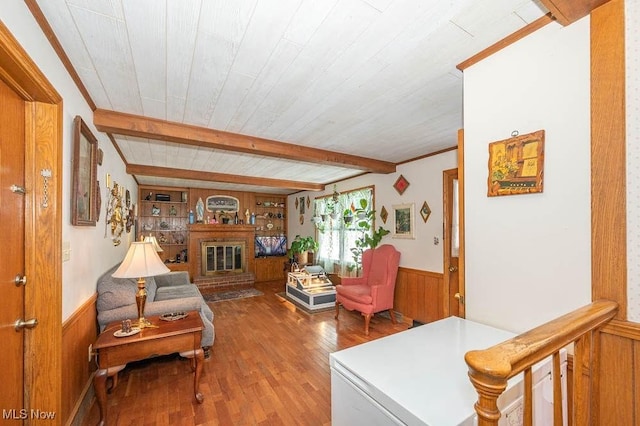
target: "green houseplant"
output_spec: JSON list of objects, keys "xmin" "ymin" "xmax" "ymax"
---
[
  {"xmin": 349, "ymin": 199, "xmax": 390, "ymax": 274},
  {"xmin": 288, "ymin": 235, "xmax": 319, "ymax": 264}
]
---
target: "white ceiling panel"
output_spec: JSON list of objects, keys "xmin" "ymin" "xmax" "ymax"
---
[{"xmin": 36, "ymin": 0, "xmax": 548, "ymax": 194}]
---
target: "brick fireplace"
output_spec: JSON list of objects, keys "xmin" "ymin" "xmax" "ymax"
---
[{"xmin": 188, "ymin": 224, "xmax": 256, "ymax": 293}]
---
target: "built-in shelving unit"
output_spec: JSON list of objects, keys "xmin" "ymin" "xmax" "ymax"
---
[
  {"xmin": 138, "ymin": 186, "xmax": 189, "ymax": 271},
  {"xmin": 254, "ymin": 194, "xmax": 288, "ymax": 281},
  {"xmin": 254, "ymin": 194, "xmax": 286, "ymax": 236}
]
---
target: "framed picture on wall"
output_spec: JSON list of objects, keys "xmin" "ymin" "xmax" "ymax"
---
[
  {"xmin": 71, "ymin": 116, "xmax": 98, "ymax": 226},
  {"xmin": 488, "ymin": 129, "xmax": 545, "ymax": 197},
  {"xmin": 392, "ymin": 203, "xmax": 415, "ymax": 239}
]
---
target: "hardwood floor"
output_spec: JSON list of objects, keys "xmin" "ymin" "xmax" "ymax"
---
[{"xmin": 81, "ymin": 280, "xmax": 409, "ymax": 425}]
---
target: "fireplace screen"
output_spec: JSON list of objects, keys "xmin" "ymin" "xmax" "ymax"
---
[{"xmin": 201, "ymin": 242, "xmax": 245, "ymax": 275}]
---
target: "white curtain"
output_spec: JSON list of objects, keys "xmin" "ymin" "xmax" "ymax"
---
[{"xmin": 314, "ymin": 188, "xmax": 373, "ymax": 276}]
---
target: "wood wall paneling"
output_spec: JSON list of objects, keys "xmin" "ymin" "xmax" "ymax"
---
[
  {"xmin": 394, "ymin": 267, "xmax": 444, "ymax": 324},
  {"xmin": 61, "ymin": 295, "xmax": 98, "ymax": 425},
  {"xmin": 596, "ymin": 332, "xmax": 634, "ymax": 424}
]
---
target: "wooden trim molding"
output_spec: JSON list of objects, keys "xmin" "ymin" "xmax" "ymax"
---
[
  {"xmin": 457, "ymin": 14, "xmax": 554, "ymax": 71},
  {"xmin": 457, "ymin": 129, "xmax": 466, "ymax": 318},
  {"xmin": 601, "ymin": 319, "xmax": 640, "ymax": 341},
  {"xmin": 24, "ymin": 0, "xmax": 96, "ymax": 110},
  {"xmin": 0, "ymin": 21, "xmax": 61, "ymax": 103}
]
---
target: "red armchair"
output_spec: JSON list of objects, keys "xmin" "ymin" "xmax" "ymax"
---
[{"xmin": 335, "ymin": 244, "xmax": 401, "ymax": 335}]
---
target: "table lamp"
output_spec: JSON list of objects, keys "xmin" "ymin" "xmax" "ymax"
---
[
  {"xmin": 143, "ymin": 234, "xmax": 163, "ymax": 252},
  {"xmin": 112, "ymin": 241, "xmax": 169, "ymax": 328}
]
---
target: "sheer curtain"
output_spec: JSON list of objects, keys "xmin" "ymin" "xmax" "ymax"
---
[{"xmin": 314, "ymin": 187, "xmax": 373, "ymax": 276}]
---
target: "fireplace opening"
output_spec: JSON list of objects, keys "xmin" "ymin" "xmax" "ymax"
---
[{"xmin": 201, "ymin": 241, "xmax": 246, "ymax": 275}]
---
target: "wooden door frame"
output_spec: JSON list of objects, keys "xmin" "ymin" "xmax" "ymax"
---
[
  {"xmin": 442, "ymin": 168, "xmax": 457, "ymax": 317},
  {"xmin": 0, "ymin": 21, "xmax": 62, "ymax": 415}
]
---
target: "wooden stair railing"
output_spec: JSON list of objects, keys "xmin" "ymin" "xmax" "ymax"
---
[{"xmin": 465, "ymin": 300, "xmax": 618, "ymax": 425}]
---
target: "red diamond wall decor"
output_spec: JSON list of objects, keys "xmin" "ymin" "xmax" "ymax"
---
[{"xmin": 393, "ymin": 174, "xmax": 410, "ymax": 195}]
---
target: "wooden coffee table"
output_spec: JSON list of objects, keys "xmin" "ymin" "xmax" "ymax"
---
[{"xmin": 93, "ymin": 311, "xmax": 204, "ymax": 426}]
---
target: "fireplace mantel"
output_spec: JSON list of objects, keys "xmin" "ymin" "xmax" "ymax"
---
[
  {"xmin": 188, "ymin": 224, "xmax": 256, "ymax": 280},
  {"xmin": 188, "ymin": 224, "xmax": 256, "ymax": 233}
]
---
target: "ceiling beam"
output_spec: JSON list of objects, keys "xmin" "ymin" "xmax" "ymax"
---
[
  {"xmin": 539, "ymin": 0, "xmax": 611, "ymax": 26},
  {"xmin": 94, "ymin": 109, "xmax": 396, "ymax": 174},
  {"xmin": 127, "ymin": 164, "xmax": 325, "ymax": 192}
]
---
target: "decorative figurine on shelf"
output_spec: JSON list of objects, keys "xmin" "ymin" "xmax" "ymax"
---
[
  {"xmin": 169, "ymin": 205, "xmax": 177, "ymax": 216},
  {"xmin": 144, "ymin": 192, "xmax": 153, "ymax": 201},
  {"xmin": 151, "ymin": 204, "xmax": 160, "ymax": 216},
  {"xmin": 196, "ymin": 197, "xmax": 204, "ymax": 223},
  {"xmin": 245, "ymin": 209, "xmax": 250, "ymax": 224},
  {"xmin": 158, "ymin": 233, "xmax": 168, "ymax": 244}
]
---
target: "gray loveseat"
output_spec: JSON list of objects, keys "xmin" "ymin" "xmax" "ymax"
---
[{"xmin": 96, "ymin": 264, "xmax": 214, "ymax": 349}]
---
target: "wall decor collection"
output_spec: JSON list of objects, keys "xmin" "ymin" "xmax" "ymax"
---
[{"xmin": 488, "ymin": 129, "xmax": 545, "ymax": 197}]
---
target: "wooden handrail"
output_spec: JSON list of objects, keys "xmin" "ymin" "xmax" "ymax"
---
[{"xmin": 465, "ymin": 300, "xmax": 618, "ymax": 425}]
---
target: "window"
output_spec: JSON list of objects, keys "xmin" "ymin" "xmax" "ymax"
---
[{"xmin": 313, "ymin": 186, "xmax": 374, "ymax": 276}]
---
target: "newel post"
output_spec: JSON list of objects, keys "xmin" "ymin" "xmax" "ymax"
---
[{"xmin": 467, "ymin": 370, "xmax": 508, "ymax": 425}]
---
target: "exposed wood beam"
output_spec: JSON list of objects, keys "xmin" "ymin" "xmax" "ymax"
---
[
  {"xmin": 127, "ymin": 164, "xmax": 325, "ymax": 192},
  {"xmin": 539, "ymin": 0, "xmax": 611, "ymax": 26},
  {"xmin": 94, "ymin": 109, "xmax": 396, "ymax": 174}
]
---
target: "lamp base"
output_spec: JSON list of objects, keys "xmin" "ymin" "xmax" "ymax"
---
[{"xmin": 133, "ymin": 317, "xmax": 155, "ymax": 329}]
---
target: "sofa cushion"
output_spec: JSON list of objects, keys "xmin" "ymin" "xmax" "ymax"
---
[
  {"xmin": 96, "ymin": 264, "xmax": 159, "ymax": 311},
  {"xmin": 96, "ymin": 264, "xmax": 134, "ymax": 312},
  {"xmin": 155, "ymin": 284, "xmax": 202, "ymax": 301}
]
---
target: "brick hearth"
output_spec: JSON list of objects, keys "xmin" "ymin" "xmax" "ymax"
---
[{"xmin": 194, "ymin": 272, "xmax": 255, "ymax": 294}]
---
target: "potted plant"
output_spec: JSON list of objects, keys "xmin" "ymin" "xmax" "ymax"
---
[
  {"xmin": 349, "ymin": 199, "xmax": 390, "ymax": 274},
  {"xmin": 343, "ymin": 208, "xmax": 354, "ymax": 225},
  {"xmin": 288, "ymin": 235, "xmax": 319, "ymax": 264}
]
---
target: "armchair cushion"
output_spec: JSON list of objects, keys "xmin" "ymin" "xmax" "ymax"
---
[{"xmin": 336, "ymin": 285, "xmax": 372, "ymax": 305}]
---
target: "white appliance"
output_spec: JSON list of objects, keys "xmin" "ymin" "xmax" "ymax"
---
[{"xmin": 330, "ymin": 317, "xmax": 567, "ymax": 426}]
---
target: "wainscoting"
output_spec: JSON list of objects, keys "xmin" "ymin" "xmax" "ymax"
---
[
  {"xmin": 393, "ymin": 267, "xmax": 444, "ymax": 325},
  {"xmin": 62, "ymin": 295, "xmax": 97, "ymax": 425}
]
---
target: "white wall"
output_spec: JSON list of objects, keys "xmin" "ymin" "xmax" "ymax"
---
[
  {"xmin": 463, "ymin": 19, "xmax": 592, "ymax": 333},
  {"xmin": 626, "ymin": 0, "xmax": 640, "ymax": 323},
  {"xmin": 288, "ymin": 150, "xmax": 457, "ymax": 273},
  {"xmin": 1, "ymin": 3, "xmax": 137, "ymax": 321}
]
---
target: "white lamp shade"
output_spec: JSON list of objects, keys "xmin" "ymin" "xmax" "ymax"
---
[
  {"xmin": 112, "ymin": 241, "xmax": 170, "ymax": 278},
  {"xmin": 143, "ymin": 234, "xmax": 163, "ymax": 252}
]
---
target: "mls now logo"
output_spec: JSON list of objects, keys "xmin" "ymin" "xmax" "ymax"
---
[{"xmin": 3, "ymin": 409, "xmax": 56, "ymax": 420}]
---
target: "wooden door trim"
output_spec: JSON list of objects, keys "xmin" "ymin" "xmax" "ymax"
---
[
  {"xmin": 457, "ymin": 129, "xmax": 466, "ymax": 318},
  {"xmin": 442, "ymin": 168, "xmax": 457, "ymax": 318},
  {"xmin": 0, "ymin": 21, "xmax": 62, "ymax": 416}
]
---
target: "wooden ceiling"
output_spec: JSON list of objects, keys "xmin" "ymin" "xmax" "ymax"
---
[{"xmin": 28, "ymin": 0, "xmax": 562, "ymax": 194}]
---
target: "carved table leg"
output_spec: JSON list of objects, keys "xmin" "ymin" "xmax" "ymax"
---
[
  {"xmin": 194, "ymin": 348, "xmax": 204, "ymax": 403},
  {"xmin": 94, "ymin": 368, "xmax": 108, "ymax": 426}
]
